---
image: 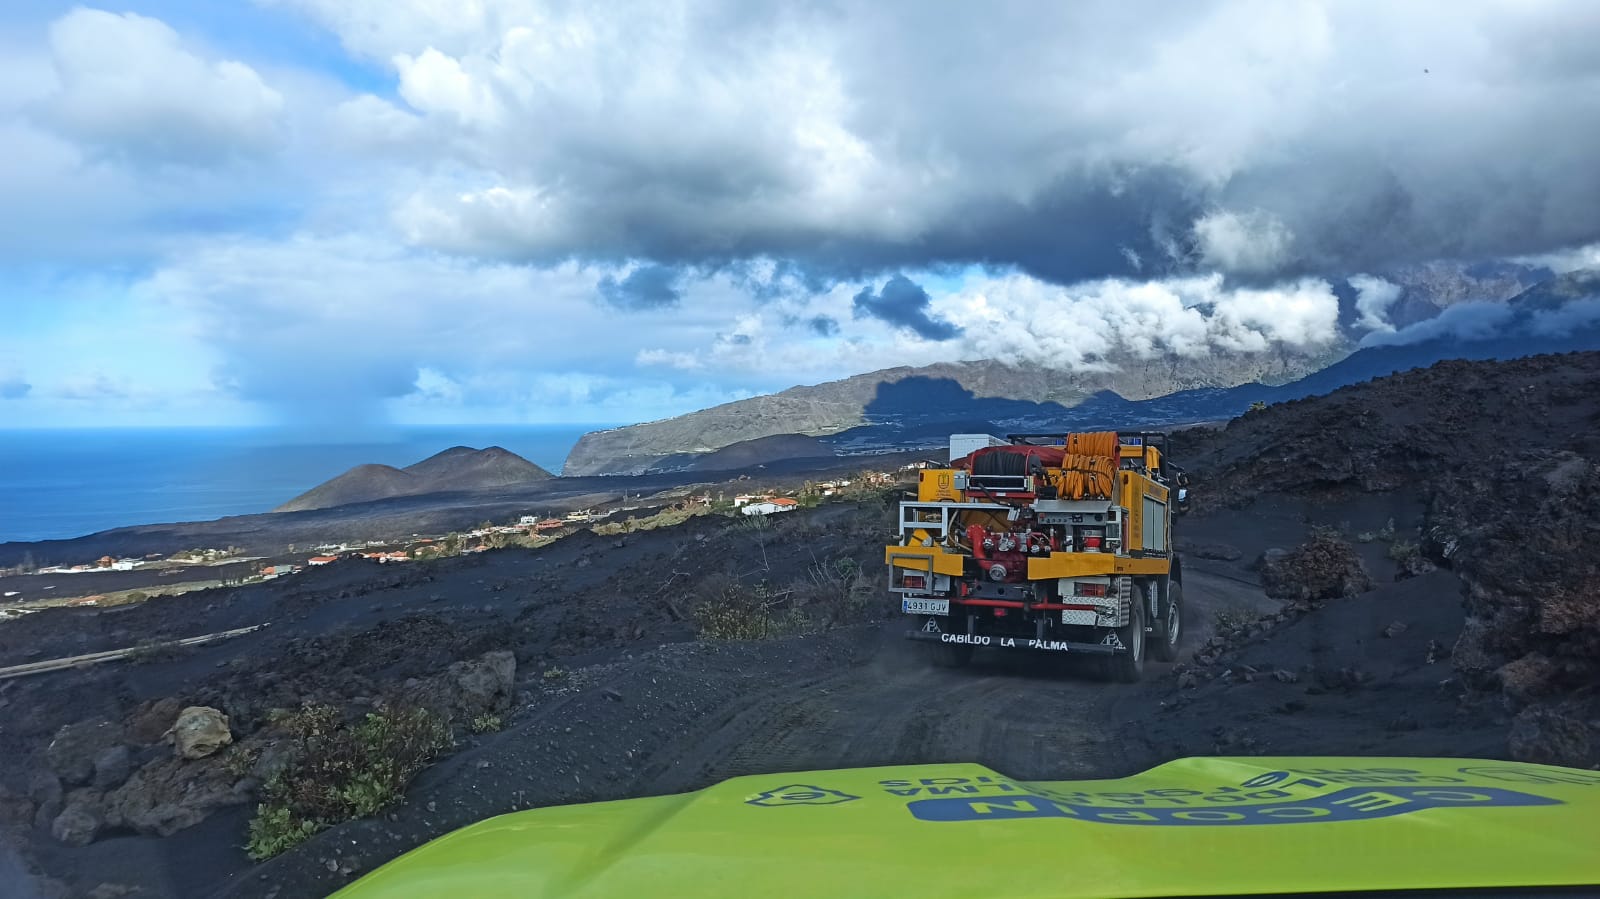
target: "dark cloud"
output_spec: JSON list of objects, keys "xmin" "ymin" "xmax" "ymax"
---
[
  {"xmin": 596, "ymin": 264, "xmax": 681, "ymax": 310},
  {"xmin": 374, "ymin": 2, "xmax": 1600, "ymax": 288},
  {"xmin": 852, "ymin": 275, "xmax": 961, "ymax": 341},
  {"xmin": 808, "ymin": 315, "xmax": 839, "ymax": 336}
]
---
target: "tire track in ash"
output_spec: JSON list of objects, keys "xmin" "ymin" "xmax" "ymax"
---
[
  {"xmin": 644, "ymin": 651, "xmax": 1117, "ymax": 791},
  {"xmin": 641, "ymin": 569, "xmax": 1268, "ymax": 793}
]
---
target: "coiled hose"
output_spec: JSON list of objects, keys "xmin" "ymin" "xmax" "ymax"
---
[{"xmin": 1053, "ymin": 431, "xmax": 1119, "ymax": 499}]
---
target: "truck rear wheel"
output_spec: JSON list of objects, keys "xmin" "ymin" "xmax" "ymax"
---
[
  {"xmin": 1150, "ymin": 579, "xmax": 1184, "ymax": 663},
  {"xmin": 928, "ymin": 642, "xmax": 974, "ymax": 669},
  {"xmin": 1103, "ymin": 586, "xmax": 1146, "ymax": 682}
]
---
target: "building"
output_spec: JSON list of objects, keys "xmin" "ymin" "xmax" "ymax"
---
[
  {"xmin": 741, "ymin": 498, "xmax": 798, "ymax": 517},
  {"xmin": 518, "ymin": 515, "xmax": 539, "ymax": 526},
  {"xmin": 535, "ymin": 519, "xmax": 565, "ymax": 531},
  {"xmin": 307, "ymin": 555, "xmax": 338, "ymax": 566}
]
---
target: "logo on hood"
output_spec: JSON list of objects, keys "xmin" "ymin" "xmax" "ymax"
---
[{"xmin": 746, "ymin": 785, "xmax": 861, "ymax": 807}]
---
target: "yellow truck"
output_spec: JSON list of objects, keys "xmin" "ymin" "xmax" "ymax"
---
[{"xmin": 886, "ymin": 431, "xmax": 1189, "ymax": 680}]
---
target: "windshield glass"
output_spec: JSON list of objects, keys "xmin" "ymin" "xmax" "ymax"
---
[{"xmin": 2, "ymin": 3, "xmax": 1597, "ymax": 898}]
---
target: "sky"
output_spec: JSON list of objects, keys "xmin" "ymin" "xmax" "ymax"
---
[{"xmin": 1, "ymin": 1, "xmax": 1598, "ymax": 428}]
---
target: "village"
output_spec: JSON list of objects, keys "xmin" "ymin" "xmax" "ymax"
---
[{"xmin": 0, "ymin": 463, "xmax": 929, "ymax": 617}]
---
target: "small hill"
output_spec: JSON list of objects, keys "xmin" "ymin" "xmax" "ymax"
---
[
  {"xmin": 275, "ymin": 447, "xmax": 553, "ymax": 513},
  {"xmin": 404, "ymin": 446, "xmax": 554, "ymax": 491},
  {"xmin": 273, "ymin": 464, "xmax": 420, "ymax": 514}
]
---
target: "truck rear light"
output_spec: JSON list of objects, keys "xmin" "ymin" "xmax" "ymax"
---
[
  {"xmin": 1074, "ymin": 582, "xmax": 1107, "ymax": 597},
  {"xmin": 903, "ymin": 575, "xmax": 925, "ymax": 589}
]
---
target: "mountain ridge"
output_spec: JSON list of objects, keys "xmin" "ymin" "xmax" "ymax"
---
[{"xmin": 565, "ymin": 269, "xmax": 1600, "ymax": 475}]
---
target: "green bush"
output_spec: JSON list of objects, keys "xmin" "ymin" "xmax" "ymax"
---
[
  {"xmin": 470, "ymin": 714, "xmax": 503, "ymax": 734},
  {"xmin": 246, "ymin": 705, "xmax": 452, "ymax": 860}
]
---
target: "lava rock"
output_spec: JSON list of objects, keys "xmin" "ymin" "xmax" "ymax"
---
[
  {"xmin": 50, "ymin": 792, "xmax": 105, "ymax": 847},
  {"xmin": 104, "ymin": 754, "xmax": 247, "ymax": 836},
  {"xmin": 47, "ymin": 719, "xmax": 126, "ymax": 786},
  {"xmin": 1258, "ymin": 532, "xmax": 1373, "ymax": 602},
  {"xmin": 1508, "ymin": 703, "xmax": 1597, "ymax": 769},
  {"xmin": 91, "ymin": 746, "xmax": 132, "ymax": 791},
  {"xmin": 127, "ymin": 697, "xmax": 184, "ymax": 745},
  {"xmin": 1497, "ymin": 653, "xmax": 1561, "ymax": 706}
]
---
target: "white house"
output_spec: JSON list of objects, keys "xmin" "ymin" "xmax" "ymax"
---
[{"xmin": 741, "ymin": 498, "xmax": 799, "ymax": 517}]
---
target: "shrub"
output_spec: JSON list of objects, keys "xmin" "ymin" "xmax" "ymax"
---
[
  {"xmin": 695, "ymin": 583, "xmax": 782, "ymax": 640},
  {"xmin": 1248, "ymin": 400, "xmax": 1267, "ymax": 413},
  {"xmin": 542, "ymin": 667, "xmax": 567, "ymax": 681},
  {"xmin": 246, "ymin": 705, "xmax": 452, "ymax": 860},
  {"xmin": 222, "ymin": 744, "xmax": 261, "ymax": 779},
  {"xmin": 788, "ymin": 557, "xmax": 878, "ymax": 629},
  {"xmin": 470, "ymin": 714, "xmax": 503, "ymax": 734},
  {"xmin": 1213, "ymin": 604, "xmax": 1260, "ymax": 638}
]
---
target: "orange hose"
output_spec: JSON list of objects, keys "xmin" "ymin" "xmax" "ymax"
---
[
  {"xmin": 1052, "ymin": 432, "xmax": 1119, "ymax": 499},
  {"xmin": 1054, "ymin": 454, "xmax": 1116, "ymax": 499},
  {"xmin": 1066, "ymin": 431, "xmax": 1119, "ymax": 457}
]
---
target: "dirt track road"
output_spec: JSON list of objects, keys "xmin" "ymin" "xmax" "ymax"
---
[{"xmin": 645, "ymin": 566, "xmax": 1270, "ymax": 792}]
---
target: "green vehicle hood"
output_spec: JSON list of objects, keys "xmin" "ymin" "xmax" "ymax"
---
[{"xmin": 337, "ymin": 757, "xmax": 1600, "ymax": 898}]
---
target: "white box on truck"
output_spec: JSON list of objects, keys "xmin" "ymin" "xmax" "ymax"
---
[{"xmin": 948, "ymin": 434, "xmax": 1009, "ymax": 463}]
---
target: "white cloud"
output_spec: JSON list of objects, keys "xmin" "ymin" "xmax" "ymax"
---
[
  {"xmin": 1349, "ymin": 273, "xmax": 1404, "ymax": 331},
  {"xmin": 1361, "ymin": 302, "xmax": 1516, "ymax": 347},
  {"xmin": 1528, "ymin": 298, "xmax": 1600, "ymax": 338},
  {"xmin": 1511, "ymin": 242, "xmax": 1600, "ymax": 275},
  {"xmin": 950, "ymin": 273, "xmax": 1339, "ymax": 365},
  {"xmin": 261, "ymin": 0, "xmax": 1600, "ymax": 279},
  {"xmin": 41, "ymin": 8, "xmax": 285, "ymax": 165},
  {"xmin": 636, "ymin": 349, "xmax": 704, "ymax": 370},
  {"xmin": 1192, "ymin": 209, "xmax": 1295, "ymax": 274}
]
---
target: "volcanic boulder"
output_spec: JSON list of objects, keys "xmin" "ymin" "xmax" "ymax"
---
[{"xmin": 1258, "ymin": 532, "xmax": 1373, "ymax": 602}]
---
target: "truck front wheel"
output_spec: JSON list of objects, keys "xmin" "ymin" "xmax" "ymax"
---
[{"xmin": 1104, "ymin": 585, "xmax": 1147, "ymax": 682}]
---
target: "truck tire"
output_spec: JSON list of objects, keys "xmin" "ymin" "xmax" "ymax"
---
[
  {"xmin": 1150, "ymin": 579, "xmax": 1184, "ymax": 663},
  {"xmin": 1104, "ymin": 585, "xmax": 1146, "ymax": 682},
  {"xmin": 928, "ymin": 642, "xmax": 974, "ymax": 669}
]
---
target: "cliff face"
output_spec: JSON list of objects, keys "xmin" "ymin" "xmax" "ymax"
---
[{"xmin": 563, "ymin": 350, "xmax": 1342, "ymax": 475}]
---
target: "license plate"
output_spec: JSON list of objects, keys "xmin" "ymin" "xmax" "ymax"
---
[{"xmin": 903, "ymin": 598, "xmax": 949, "ymax": 615}]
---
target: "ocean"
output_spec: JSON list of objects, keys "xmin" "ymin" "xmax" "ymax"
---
[{"xmin": 0, "ymin": 425, "xmax": 610, "ymax": 543}]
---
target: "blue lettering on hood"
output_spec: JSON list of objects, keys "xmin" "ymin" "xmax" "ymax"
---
[{"xmin": 907, "ymin": 786, "xmax": 1560, "ymax": 825}]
